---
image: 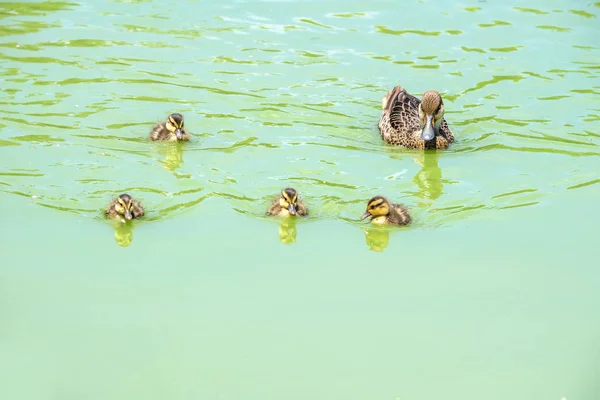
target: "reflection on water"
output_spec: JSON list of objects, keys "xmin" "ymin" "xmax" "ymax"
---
[
  {"xmin": 154, "ymin": 143, "xmax": 185, "ymax": 171},
  {"xmin": 112, "ymin": 220, "xmax": 134, "ymax": 247},
  {"xmin": 413, "ymin": 151, "xmax": 443, "ymax": 200},
  {"xmin": 278, "ymin": 217, "xmax": 297, "ymax": 245},
  {"xmin": 362, "ymin": 225, "xmax": 390, "ymax": 252}
]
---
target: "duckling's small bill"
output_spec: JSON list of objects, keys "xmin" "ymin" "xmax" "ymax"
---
[{"xmin": 288, "ymin": 203, "xmax": 297, "ymax": 215}]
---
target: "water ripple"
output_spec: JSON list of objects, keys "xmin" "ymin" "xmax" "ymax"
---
[{"xmin": 0, "ymin": 0, "xmax": 598, "ymax": 230}]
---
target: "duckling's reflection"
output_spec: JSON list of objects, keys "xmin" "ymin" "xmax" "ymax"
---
[
  {"xmin": 156, "ymin": 143, "xmax": 184, "ymax": 171},
  {"xmin": 113, "ymin": 222, "xmax": 134, "ymax": 247},
  {"xmin": 278, "ymin": 217, "xmax": 297, "ymax": 244},
  {"xmin": 413, "ymin": 150, "xmax": 443, "ymax": 200},
  {"xmin": 362, "ymin": 225, "xmax": 390, "ymax": 252}
]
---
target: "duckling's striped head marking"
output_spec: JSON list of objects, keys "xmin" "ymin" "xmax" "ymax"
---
[
  {"xmin": 166, "ymin": 113, "xmax": 185, "ymax": 140},
  {"xmin": 280, "ymin": 188, "xmax": 299, "ymax": 216},
  {"xmin": 115, "ymin": 193, "xmax": 134, "ymax": 220},
  {"xmin": 361, "ymin": 196, "xmax": 390, "ymax": 220}
]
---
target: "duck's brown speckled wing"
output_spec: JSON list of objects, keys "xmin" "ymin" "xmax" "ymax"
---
[
  {"xmin": 379, "ymin": 86, "xmax": 422, "ymax": 146},
  {"xmin": 388, "ymin": 87, "xmax": 422, "ymax": 133}
]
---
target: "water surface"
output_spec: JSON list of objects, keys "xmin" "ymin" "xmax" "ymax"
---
[{"xmin": 1, "ymin": 0, "xmax": 599, "ymax": 399}]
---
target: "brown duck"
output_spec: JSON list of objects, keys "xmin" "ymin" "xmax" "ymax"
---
[{"xmin": 378, "ymin": 86, "xmax": 454, "ymax": 149}]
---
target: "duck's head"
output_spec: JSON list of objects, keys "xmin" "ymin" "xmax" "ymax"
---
[
  {"xmin": 114, "ymin": 193, "xmax": 135, "ymax": 220},
  {"xmin": 361, "ymin": 196, "xmax": 390, "ymax": 220},
  {"xmin": 418, "ymin": 90, "xmax": 444, "ymax": 141},
  {"xmin": 279, "ymin": 188, "xmax": 299, "ymax": 216},
  {"xmin": 165, "ymin": 113, "xmax": 185, "ymax": 140}
]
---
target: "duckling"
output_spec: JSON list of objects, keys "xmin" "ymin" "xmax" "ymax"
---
[
  {"xmin": 266, "ymin": 188, "xmax": 308, "ymax": 217},
  {"xmin": 378, "ymin": 86, "xmax": 454, "ymax": 150},
  {"xmin": 105, "ymin": 193, "xmax": 145, "ymax": 221},
  {"xmin": 149, "ymin": 113, "xmax": 190, "ymax": 142},
  {"xmin": 360, "ymin": 196, "xmax": 411, "ymax": 226}
]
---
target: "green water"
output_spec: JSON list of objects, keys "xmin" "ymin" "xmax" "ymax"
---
[{"xmin": 1, "ymin": 0, "xmax": 599, "ymax": 398}]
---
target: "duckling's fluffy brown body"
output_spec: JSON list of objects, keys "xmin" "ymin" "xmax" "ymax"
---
[
  {"xmin": 266, "ymin": 188, "xmax": 308, "ymax": 217},
  {"xmin": 373, "ymin": 203, "xmax": 411, "ymax": 225},
  {"xmin": 149, "ymin": 122, "xmax": 191, "ymax": 141},
  {"xmin": 378, "ymin": 86, "xmax": 454, "ymax": 150},
  {"xmin": 105, "ymin": 194, "xmax": 145, "ymax": 220},
  {"xmin": 361, "ymin": 196, "xmax": 411, "ymax": 226},
  {"xmin": 267, "ymin": 198, "xmax": 309, "ymax": 216},
  {"xmin": 149, "ymin": 113, "xmax": 190, "ymax": 142}
]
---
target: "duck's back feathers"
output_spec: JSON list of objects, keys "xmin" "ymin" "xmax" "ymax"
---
[{"xmin": 385, "ymin": 86, "xmax": 422, "ymax": 131}]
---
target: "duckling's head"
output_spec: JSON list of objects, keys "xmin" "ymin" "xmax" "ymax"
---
[
  {"xmin": 279, "ymin": 188, "xmax": 299, "ymax": 216},
  {"xmin": 165, "ymin": 113, "xmax": 185, "ymax": 140},
  {"xmin": 114, "ymin": 193, "xmax": 135, "ymax": 220},
  {"xmin": 361, "ymin": 196, "xmax": 390, "ymax": 220},
  {"xmin": 418, "ymin": 90, "xmax": 444, "ymax": 141}
]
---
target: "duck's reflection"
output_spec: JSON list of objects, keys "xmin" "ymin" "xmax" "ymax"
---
[
  {"xmin": 113, "ymin": 222, "xmax": 134, "ymax": 247},
  {"xmin": 278, "ymin": 218, "xmax": 297, "ymax": 244},
  {"xmin": 362, "ymin": 225, "xmax": 390, "ymax": 252},
  {"xmin": 156, "ymin": 143, "xmax": 184, "ymax": 171},
  {"xmin": 413, "ymin": 150, "xmax": 443, "ymax": 200}
]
